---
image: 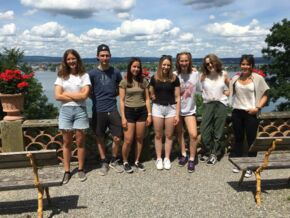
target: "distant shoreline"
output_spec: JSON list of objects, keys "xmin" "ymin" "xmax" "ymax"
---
[{"xmin": 22, "ymin": 56, "xmax": 270, "ymax": 65}]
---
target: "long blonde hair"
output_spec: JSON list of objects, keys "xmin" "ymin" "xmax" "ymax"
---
[{"xmin": 155, "ymin": 55, "xmax": 176, "ymax": 82}]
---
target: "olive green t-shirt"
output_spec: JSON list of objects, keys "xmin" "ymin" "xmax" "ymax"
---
[{"xmin": 119, "ymin": 79, "xmax": 149, "ymax": 108}]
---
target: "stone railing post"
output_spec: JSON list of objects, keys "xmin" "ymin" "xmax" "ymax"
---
[{"xmin": 0, "ymin": 120, "xmax": 24, "ymax": 152}]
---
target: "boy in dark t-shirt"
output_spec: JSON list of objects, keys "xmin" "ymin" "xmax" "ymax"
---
[{"xmin": 89, "ymin": 44, "xmax": 123, "ymax": 175}]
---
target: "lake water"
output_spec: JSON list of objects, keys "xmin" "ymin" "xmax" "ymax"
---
[{"xmin": 35, "ymin": 70, "xmax": 280, "ymax": 117}]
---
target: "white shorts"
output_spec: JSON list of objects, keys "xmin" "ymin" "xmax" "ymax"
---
[{"xmin": 152, "ymin": 103, "xmax": 176, "ymax": 118}]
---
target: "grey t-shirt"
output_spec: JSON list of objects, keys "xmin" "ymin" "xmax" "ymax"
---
[{"xmin": 119, "ymin": 79, "xmax": 149, "ymax": 108}]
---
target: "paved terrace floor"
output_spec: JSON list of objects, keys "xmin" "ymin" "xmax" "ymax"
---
[{"xmin": 0, "ymin": 155, "xmax": 289, "ymax": 218}]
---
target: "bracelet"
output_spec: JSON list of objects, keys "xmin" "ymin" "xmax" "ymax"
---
[
  {"xmin": 148, "ymin": 113, "xmax": 152, "ymax": 116},
  {"xmin": 256, "ymin": 106, "xmax": 261, "ymax": 111}
]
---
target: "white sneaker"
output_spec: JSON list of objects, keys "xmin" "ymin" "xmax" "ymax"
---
[
  {"xmin": 163, "ymin": 158, "xmax": 171, "ymax": 170},
  {"xmin": 244, "ymin": 170, "xmax": 253, "ymax": 178},
  {"xmin": 232, "ymin": 167, "xmax": 240, "ymax": 173},
  {"xmin": 156, "ymin": 159, "xmax": 163, "ymax": 170}
]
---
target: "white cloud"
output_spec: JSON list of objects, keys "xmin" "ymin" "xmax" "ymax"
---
[
  {"xmin": 30, "ymin": 22, "xmax": 67, "ymax": 38},
  {"xmin": 205, "ymin": 19, "xmax": 269, "ymax": 37},
  {"xmin": 120, "ymin": 19, "xmax": 172, "ymax": 35},
  {"xmin": 0, "ymin": 23, "xmax": 16, "ymax": 36},
  {"xmin": 80, "ymin": 27, "xmax": 121, "ymax": 41},
  {"xmin": 0, "ymin": 10, "xmax": 14, "ymax": 20},
  {"xmin": 178, "ymin": 33, "xmax": 194, "ymax": 42},
  {"xmin": 117, "ymin": 12, "xmax": 131, "ymax": 20},
  {"xmin": 21, "ymin": 0, "xmax": 135, "ymax": 18},
  {"xmin": 209, "ymin": 15, "xmax": 215, "ymax": 20},
  {"xmin": 24, "ymin": 9, "xmax": 38, "ymax": 16},
  {"xmin": 66, "ymin": 33, "xmax": 82, "ymax": 43}
]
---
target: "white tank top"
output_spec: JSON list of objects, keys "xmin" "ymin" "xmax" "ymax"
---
[
  {"xmin": 232, "ymin": 81, "xmax": 255, "ymax": 110},
  {"xmin": 201, "ymin": 72, "xmax": 228, "ymax": 106}
]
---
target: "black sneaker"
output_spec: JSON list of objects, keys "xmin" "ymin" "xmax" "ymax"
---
[
  {"xmin": 62, "ymin": 172, "xmax": 71, "ymax": 184},
  {"xmin": 206, "ymin": 154, "xmax": 217, "ymax": 166},
  {"xmin": 135, "ymin": 162, "xmax": 145, "ymax": 171},
  {"xmin": 123, "ymin": 163, "xmax": 133, "ymax": 173}
]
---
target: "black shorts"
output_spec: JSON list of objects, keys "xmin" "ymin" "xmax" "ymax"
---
[
  {"xmin": 125, "ymin": 106, "xmax": 147, "ymax": 123},
  {"xmin": 92, "ymin": 110, "xmax": 122, "ymax": 137}
]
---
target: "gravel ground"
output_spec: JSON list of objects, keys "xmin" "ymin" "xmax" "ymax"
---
[{"xmin": 0, "ymin": 155, "xmax": 289, "ymax": 218}]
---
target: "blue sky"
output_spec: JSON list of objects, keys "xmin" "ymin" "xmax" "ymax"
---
[{"xmin": 0, "ymin": 0, "xmax": 289, "ymax": 58}]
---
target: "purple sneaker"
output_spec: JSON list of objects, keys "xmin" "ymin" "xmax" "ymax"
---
[
  {"xmin": 178, "ymin": 155, "xmax": 188, "ymax": 166},
  {"xmin": 187, "ymin": 160, "xmax": 195, "ymax": 173}
]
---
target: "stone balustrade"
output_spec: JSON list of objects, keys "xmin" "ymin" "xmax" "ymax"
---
[{"xmin": 0, "ymin": 111, "xmax": 289, "ymax": 162}]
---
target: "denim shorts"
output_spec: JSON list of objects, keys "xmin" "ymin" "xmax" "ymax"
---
[
  {"xmin": 58, "ymin": 106, "xmax": 89, "ymax": 130},
  {"xmin": 152, "ymin": 103, "xmax": 176, "ymax": 118}
]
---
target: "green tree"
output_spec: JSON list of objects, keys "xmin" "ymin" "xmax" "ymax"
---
[
  {"xmin": 0, "ymin": 47, "xmax": 58, "ymax": 119},
  {"xmin": 262, "ymin": 18, "xmax": 290, "ymax": 111}
]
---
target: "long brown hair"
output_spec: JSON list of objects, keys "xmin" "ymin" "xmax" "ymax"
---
[
  {"xmin": 202, "ymin": 53, "xmax": 223, "ymax": 76},
  {"xmin": 175, "ymin": 52, "xmax": 193, "ymax": 74},
  {"xmin": 58, "ymin": 49, "xmax": 85, "ymax": 79},
  {"xmin": 126, "ymin": 57, "xmax": 145, "ymax": 88},
  {"xmin": 155, "ymin": 55, "xmax": 176, "ymax": 82}
]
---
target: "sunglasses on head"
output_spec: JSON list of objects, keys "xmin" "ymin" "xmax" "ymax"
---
[{"xmin": 161, "ymin": 55, "xmax": 172, "ymax": 60}]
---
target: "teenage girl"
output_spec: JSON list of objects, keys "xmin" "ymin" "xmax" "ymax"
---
[
  {"xmin": 55, "ymin": 49, "xmax": 91, "ymax": 183},
  {"xmin": 174, "ymin": 52, "xmax": 200, "ymax": 172},
  {"xmin": 149, "ymin": 55, "xmax": 181, "ymax": 170},
  {"xmin": 119, "ymin": 57, "xmax": 152, "ymax": 173}
]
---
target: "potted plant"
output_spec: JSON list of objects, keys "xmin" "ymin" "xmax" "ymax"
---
[{"xmin": 0, "ymin": 69, "xmax": 34, "ymax": 121}]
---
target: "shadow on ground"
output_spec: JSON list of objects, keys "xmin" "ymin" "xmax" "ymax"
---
[
  {"xmin": 228, "ymin": 178, "xmax": 290, "ymax": 192},
  {"xmin": 0, "ymin": 195, "xmax": 86, "ymax": 217}
]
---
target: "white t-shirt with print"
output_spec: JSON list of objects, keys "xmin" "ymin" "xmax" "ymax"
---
[
  {"xmin": 174, "ymin": 70, "xmax": 201, "ymax": 116},
  {"xmin": 54, "ymin": 73, "xmax": 91, "ymax": 107}
]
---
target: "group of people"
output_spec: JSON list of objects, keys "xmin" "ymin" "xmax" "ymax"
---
[{"xmin": 54, "ymin": 44, "xmax": 269, "ymax": 184}]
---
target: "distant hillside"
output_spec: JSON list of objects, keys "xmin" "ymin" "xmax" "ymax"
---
[{"xmin": 22, "ymin": 56, "xmax": 270, "ymax": 65}]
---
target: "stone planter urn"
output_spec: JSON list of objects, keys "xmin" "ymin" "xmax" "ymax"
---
[{"xmin": 0, "ymin": 93, "xmax": 24, "ymax": 121}]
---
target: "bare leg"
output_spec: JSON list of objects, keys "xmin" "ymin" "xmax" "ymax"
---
[
  {"xmin": 176, "ymin": 117, "xmax": 186, "ymax": 155},
  {"xmin": 164, "ymin": 117, "xmax": 175, "ymax": 159},
  {"xmin": 184, "ymin": 116, "xmax": 198, "ymax": 160},
  {"xmin": 62, "ymin": 131, "xmax": 73, "ymax": 172},
  {"xmin": 96, "ymin": 136, "xmax": 106, "ymax": 160},
  {"xmin": 75, "ymin": 130, "xmax": 86, "ymax": 170},
  {"xmin": 153, "ymin": 116, "xmax": 164, "ymax": 159},
  {"xmin": 135, "ymin": 121, "xmax": 146, "ymax": 162},
  {"xmin": 112, "ymin": 136, "xmax": 121, "ymax": 158},
  {"xmin": 122, "ymin": 123, "xmax": 135, "ymax": 162}
]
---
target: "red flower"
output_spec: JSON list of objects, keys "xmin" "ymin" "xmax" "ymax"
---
[
  {"xmin": 142, "ymin": 68, "xmax": 151, "ymax": 79},
  {"xmin": 17, "ymin": 81, "xmax": 29, "ymax": 89},
  {"xmin": 0, "ymin": 69, "xmax": 34, "ymax": 94},
  {"xmin": 252, "ymin": 68, "xmax": 266, "ymax": 77}
]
